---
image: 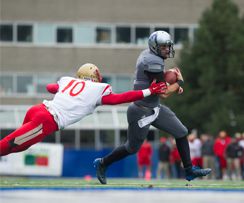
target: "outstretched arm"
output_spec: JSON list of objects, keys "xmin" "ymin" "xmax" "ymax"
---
[
  {"xmin": 102, "ymin": 81, "xmax": 167, "ymax": 105},
  {"xmin": 46, "ymin": 83, "xmax": 59, "ymax": 94},
  {"xmin": 102, "ymin": 90, "xmax": 145, "ymax": 105}
]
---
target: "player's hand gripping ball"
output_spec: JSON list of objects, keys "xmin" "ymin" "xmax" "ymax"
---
[{"xmin": 164, "ymin": 69, "xmax": 178, "ymax": 84}]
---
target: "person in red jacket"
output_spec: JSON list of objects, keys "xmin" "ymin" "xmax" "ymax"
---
[
  {"xmin": 0, "ymin": 63, "xmax": 167, "ymax": 156},
  {"xmin": 213, "ymin": 130, "xmax": 231, "ymax": 179},
  {"xmin": 137, "ymin": 139, "xmax": 153, "ymax": 179}
]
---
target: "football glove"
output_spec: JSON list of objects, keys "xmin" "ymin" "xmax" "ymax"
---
[{"xmin": 149, "ymin": 80, "xmax": 167, "ymax": 95}]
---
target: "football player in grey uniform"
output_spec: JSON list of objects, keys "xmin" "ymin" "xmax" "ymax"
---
[{"xmin": 94, "ymin": 31, "xmax": 211, "ymax": 184}]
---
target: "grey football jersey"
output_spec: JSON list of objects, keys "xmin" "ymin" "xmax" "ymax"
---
[{"xmin": 134, "ymin": 49, "xmax": 165, "ymax": 108}]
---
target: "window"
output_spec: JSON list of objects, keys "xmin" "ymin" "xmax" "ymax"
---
[
  {"xmin": 57, "ymin": 27, "xmax": 73, "ymax": 43},
  {"xmin": 80, "ymin": 130, "xmax": 95, "ymax": 148},
  {"xmin": 135, "ymin": 27, "xmax": 150, "ymax": 45},
  {"xmin": 42, "ymin": 132, "xmax": 56, "ymax": 143},
  {"xmin": 100, "ymin": 130, "xmax": 115, "ymax": 147},
  {"xmin": 17, "ymin": 75, "xmax": 33, "ymax": 93},
  {"xmin": 0, "ymin": 24, "xmax": 13, "ymax": 42},
  {"xmin": 116, "ymin": 26, "xmax": 131, "ymax": 43},
  {"xmin": 75, "ymin": 25, "xmax": 95, "ymax": 44},
  {"xmin": 17, "ymin": 25, "xmax": 33, "ymax": 42},
  {"xmin": 36, "ymin": 24, "xmax": 55, "ymax": 43},
  {"xmin": 174, "ymin": 28, "xmax": 189, "ymax": 44},
  {"xmin": 0, "ymin": 75, "xmax": 13, "ymax": 94},
  {"xmin": 120, "ymin": 130, "xmax": 127, "ymax": 144},
  {"xmin": 60, "ymin": 130, "xmax": 75, "ymax": 148},
  {"xmin": 96, "ymin": 27, "xmax": 111, "ymax": 43},
  {"xmin": 0, "ymin": 23, "xmax": 197, "ymax": 46}
]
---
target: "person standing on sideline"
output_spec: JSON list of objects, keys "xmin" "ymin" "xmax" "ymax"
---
[
  {"xmin": 94, "ymin": 31, "xmax": 211, "ymax": 184},
  {"xmin": 226, "ymin": 136, "xmax": 243, "ymax": 180},
  {"xmin": 157, "ymin": 137, "xmax": 171, "ymax": 179},
  {"xmin": 201, "ymin": 134, "xmax": 215, "ymax": 179},
  {"xmin": 0, "ymin": 63, "xmax": 167, "ymax": 156},
  {"xmin": 239, "ymin": 133, "xmax": 244, "ymax": 179},
  {"xmin": 137, "ymin": 139, "xmax": 152, "ymax": 179},
  {"xmin": 213, "ymin": 130, "xmax": 231, "ymax": 179},
  {"xmin": 188, "ymin": 133, "xmax": 202, "ymax": 168}
]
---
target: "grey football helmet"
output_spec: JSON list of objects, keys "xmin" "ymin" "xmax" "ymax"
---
[{"xmin": 148, "ymin": 31, "xmax": 175, "ymax": 58}]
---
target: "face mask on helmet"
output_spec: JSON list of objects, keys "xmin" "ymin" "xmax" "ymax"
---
[
  {"xmin": 76, "ymin": 63, "xmax": 102, "ymax": 83},
  {"xmin": 148, "ymin": 31, "xmax": 175, "ymax": 58}
]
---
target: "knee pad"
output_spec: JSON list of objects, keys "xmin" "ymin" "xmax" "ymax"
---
[{"xmin": 174, "ymin": 126, "xmax": 188, "ymax": 139}]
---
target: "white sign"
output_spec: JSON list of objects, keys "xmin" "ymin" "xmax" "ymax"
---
[{"xmin": 0, "ymin": 143, "xmax": 63, "ymax": 176}]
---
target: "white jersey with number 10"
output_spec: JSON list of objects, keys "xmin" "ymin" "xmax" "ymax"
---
[{"xmin": 43, "ymin": 76, "xmax": 112, "ymax": 129}]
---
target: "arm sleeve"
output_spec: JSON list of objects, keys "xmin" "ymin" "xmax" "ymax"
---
[
  {"xmin": 46, "ymin": 83, "xmax": 59, "ymax": 94},
  {"xmin": 101, "ymin": 90, "xmax": 144, "ymax": 105}
]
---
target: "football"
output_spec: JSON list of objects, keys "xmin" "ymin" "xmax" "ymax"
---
[{"xmin": 164, "ymin": 69, "xmax": 178, "ymax": 84}]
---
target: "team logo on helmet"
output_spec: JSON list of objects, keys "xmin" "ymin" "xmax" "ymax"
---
[{"xmin": 76, "ymin": 63, "xmax": 102, "ymax": 83}]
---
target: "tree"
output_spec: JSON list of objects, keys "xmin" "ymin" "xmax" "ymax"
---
[{"xmin": 165, "ymin": 0, "xmax": 244, "ymax": 135}]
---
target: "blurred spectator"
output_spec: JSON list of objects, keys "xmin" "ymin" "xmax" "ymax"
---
[
  {"xmin": 137, "ymin": 139, "xmax": 152, "ymax": 179},
  {"xmin": 170, "ymin": 139, "xmax": 183, "ymax": 178},
  {"xmin": 213, "ymin": 130, "xmax": 231, "ymax": 180},
  {"xmin": 239, "ymin": 133, "xmax": 244, "ymax": 149},
  {"xmin": 239, "ymin": 133, "xmax": 244, "ymax": 179},
  {"xmin": 225, "ymin": 135, "xmax": 243, "ymax": 180},
  {"xmin": 201, "ymin": 134, "xmax": 215, "ymax": 179},
  {"xmin": 157, "ymin": 137, "xmax": 171, "ymax": 179},
  {"xmin": 188, "ymin": 133, "xmax": 202, "ymax": 167}
]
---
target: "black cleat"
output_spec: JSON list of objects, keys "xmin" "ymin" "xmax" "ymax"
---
[
  {"xmin": 93, "ymin": 158, "xmax": 107, "ymax": 184},
  {"xmin": 185, "ymin": 166, "xmax": 212, "ymax": 181}
]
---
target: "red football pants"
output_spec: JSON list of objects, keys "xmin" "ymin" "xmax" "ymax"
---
[{"xmin": 0, "ymin": 104, "xmax": 58, "ymax": 156}]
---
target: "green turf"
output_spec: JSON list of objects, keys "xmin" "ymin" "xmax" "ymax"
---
[{"xmin": 0, "ymin": 176, "xmax": 244, "ymax": 189}]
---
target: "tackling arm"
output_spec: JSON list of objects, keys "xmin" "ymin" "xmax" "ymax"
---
[
  {"xmin": 102, "ymin": 90, "xmax": 144, "ymax": 105},
  {"xmin": 102, "ymin": 81, "xmax": 167, "ymax": 105},
  {"xmin": 46, "ymin": 83, "xmax": 59, "ymax": 94}
]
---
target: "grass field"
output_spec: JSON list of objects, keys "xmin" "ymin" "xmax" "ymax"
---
[{"xmin": 1, "ymin": 176, "xmax": 244, "ymax": 190}]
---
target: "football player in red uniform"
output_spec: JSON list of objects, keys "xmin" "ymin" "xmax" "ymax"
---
[{"xmin": 0, "ymin": 63, "xmax": 167, "ymax": 156}]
